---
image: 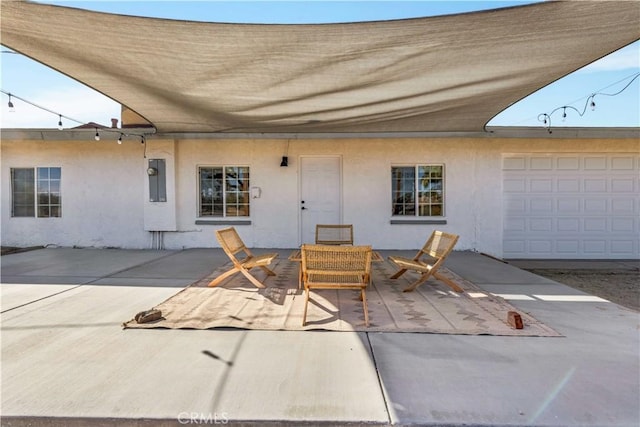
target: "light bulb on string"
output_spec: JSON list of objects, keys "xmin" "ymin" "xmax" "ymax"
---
[
  {"xmin": 536, "ymin": 72, "xmax": 639, "ymax": 133},
  {"xmin": 0, "ymin": 89, "xmax": 155, "ymax": 148},
  {"xmin": 538, "ymin": 113, "xmax": 548, "ymax": 125}
]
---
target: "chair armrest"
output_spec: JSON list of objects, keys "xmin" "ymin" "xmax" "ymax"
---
[
  {"xmin": 388, "ymin": 256, "xmax": 432, "ymax": 272},
  {"xmin": 243, "ymin": 252, "xmax": 279, "ymax": 268}
]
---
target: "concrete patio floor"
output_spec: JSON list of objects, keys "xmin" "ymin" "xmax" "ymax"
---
[{"xmin": 1, "ymin": 248, "xmax": 638, "ymax": 427}]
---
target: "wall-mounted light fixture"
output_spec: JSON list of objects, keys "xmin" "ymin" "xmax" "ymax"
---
[
  {"xmin": 280, "ymin": 139, "xmax": 290, "ymax": 167},
  {"xmin": 147, "ymin": 167, "xmax": 158, "ymax": 176}
]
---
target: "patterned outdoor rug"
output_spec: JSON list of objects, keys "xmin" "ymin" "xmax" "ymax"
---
[{"xmin": 123, "ymin": 259, "xmax": 561, "ymax": 336}]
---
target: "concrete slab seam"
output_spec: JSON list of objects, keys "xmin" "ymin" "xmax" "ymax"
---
[{"xmin": 365, "ymin": 332, "xmax": 393, "ymax": 425}]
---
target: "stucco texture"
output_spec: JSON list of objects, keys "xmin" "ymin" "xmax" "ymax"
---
[{"xmin": 2, "ymin": 135, "xmax": 637, "ymax": 259}]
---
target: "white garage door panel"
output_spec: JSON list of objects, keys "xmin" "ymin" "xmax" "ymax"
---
[{"xmin": 503, "ymin": 154, "xmax": 639, "ymax": 259}]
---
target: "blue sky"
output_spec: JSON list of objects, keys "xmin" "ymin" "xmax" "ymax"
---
[{"xmin": 1, "ymin": 1, "xmax": 638, "ymax": 129}]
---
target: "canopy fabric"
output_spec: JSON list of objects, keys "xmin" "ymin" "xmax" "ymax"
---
[{"xmin": 1, "ymin": 1, "xmax": 639, "ymax": 134}]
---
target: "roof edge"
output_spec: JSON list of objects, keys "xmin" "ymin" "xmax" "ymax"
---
[{"xmin": 1, "ymin": 127, "xmax": 638, "ymax": 141}]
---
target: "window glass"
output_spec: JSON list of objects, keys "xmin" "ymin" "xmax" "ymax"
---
[
  {"xmin": 418, "ymin": 165, "xmax": 444, "ymax": 216},
  {"xmin": 38, "ymin": 168, "xmax": 49, "ymax": 180},
  {"xmin": 49, "ymin": 168, "xmax": 61, "ymax": 180},
  {"xmin": 392, "ymin": 165, "xmax": 444, "ymax": 217},
  {"xmin": 391, "ymin": 166, "xmax": 415, "ymax": 216},
  {"xmin": 199, "ymin": 166, "xmax": 250, "ymax": 217},
  {"xmin": 36, "ymin": 167, "xmax": 62, "ymax": 218},
  {"xmin": 11, "ymin": 167, "xmax": 61, "ymax": 218},
  {"xmin": 11, "ymin": 168, "xmax": 35, "ymax": 217},
  {"xmin": 225, "ymin": 166, "xmax": 250, "ymax": 217},
  {"xmin": 200, "ymin": 167, "xmax": 223, "ymax": 217},
  {"xmin": 38, "ymin": 206, "xmax": 50, "ymax": 217}
]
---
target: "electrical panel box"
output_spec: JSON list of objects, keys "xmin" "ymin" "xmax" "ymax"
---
[{"xmin": 148, "ymin": 159, "xmax": 167, "ymax": 202}]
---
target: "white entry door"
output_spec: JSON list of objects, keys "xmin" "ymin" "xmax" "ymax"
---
[{"xmin": 300, "ymin": 156, "xmax": 342, "ymax": 244}]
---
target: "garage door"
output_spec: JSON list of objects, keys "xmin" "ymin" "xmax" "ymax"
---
[{"xmin": 503, "ymin": 153, "xmax": 639, "ymax": 259}]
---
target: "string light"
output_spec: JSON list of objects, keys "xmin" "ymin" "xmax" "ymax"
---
[
  {"xmin": 0, "ymin": 89, "xmax": 154, "ymax": 144},
  {"xmin": 7, "ymin": 93, "xmax": 15, "ymax": 112},
  {"xmin": 538, "ymin": 72, "xmax": 639, "ymax": 133}
]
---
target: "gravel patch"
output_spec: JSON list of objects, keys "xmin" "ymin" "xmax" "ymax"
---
[{"xmin": 525, "ymin": 268, "xmax": 639, "ymax": 312}]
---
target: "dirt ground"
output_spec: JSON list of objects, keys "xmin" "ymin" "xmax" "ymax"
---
[{"xmin": 524, "ymin": 268, "xmax": 639, "ymax": 312}]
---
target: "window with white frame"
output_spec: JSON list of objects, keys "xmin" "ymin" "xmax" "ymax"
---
[
  {"xmin": 391, "ymin": 165, "xmax": 444, "ymax": 216},
  {"xmin": 11, "ymin": 167, "xmax": 62, "ymax": 217},
  {"xmin": 198, "ymin": 166, "xmax": 250, "ymax": 217}
]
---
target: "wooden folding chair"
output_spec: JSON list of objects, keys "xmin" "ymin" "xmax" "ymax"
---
[
  {"xmin": 208, "ymin": 227, "xmax": 278, "ymax": 288},
  {"xmin": 315, "ymin": 224, "xmax": 354, "ymax": 245},
  {"xmin": 301, "ymin": 244, "xmax": 372, "ymax": 326},
  {"xmin": 388, "ymin": 230, "xmax": 461, "ymax": 293}
]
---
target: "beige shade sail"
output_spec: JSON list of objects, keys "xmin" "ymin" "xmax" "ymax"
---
[{"xmin": 1, "ymin": 0, "xmax": 638, "ymax": 134}]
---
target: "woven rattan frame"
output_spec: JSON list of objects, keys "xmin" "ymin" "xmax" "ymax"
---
[
  {"xmin": 301, "ymin": 244, "xmax": 372, "ymax": 326},
  {"xmin": 388, "ymin": 230, "xmax": 460, "ymax": 293},
  {"xmin": 208, "ymin": 227, "xmax": 278, "ymax": 288},
  {"xmin": 315, "ymin": 224, "xmax": 354, "ymax": 245}
]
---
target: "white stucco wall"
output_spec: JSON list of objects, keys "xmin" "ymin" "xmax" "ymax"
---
[
  {"xmin": 2, "ymin": 134, "xmax": 637, "ymax": 258},
  {"xmin": 159, "ymin": 136, "xmax": 638, "ymax": 256},
  {"xmin": 160, "ymin": 137, "xmax": 499, "ymax": 251},
  {"xmin": 1, "ymin": 138, "xmax": 148, "ymax": 248}
]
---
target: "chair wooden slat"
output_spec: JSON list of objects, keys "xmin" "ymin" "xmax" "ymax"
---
[
  {"xmin": 388, "ymin": 230, "xmax": 460, "ymax": 293},
  {"xmin": 208, "ymin": 227, "xmax": 278, "ymax": 288}
]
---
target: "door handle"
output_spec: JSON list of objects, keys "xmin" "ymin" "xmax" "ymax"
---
[{"xmin": 301, "ymin": 207, "xmax": 307, "ymax": 210}]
